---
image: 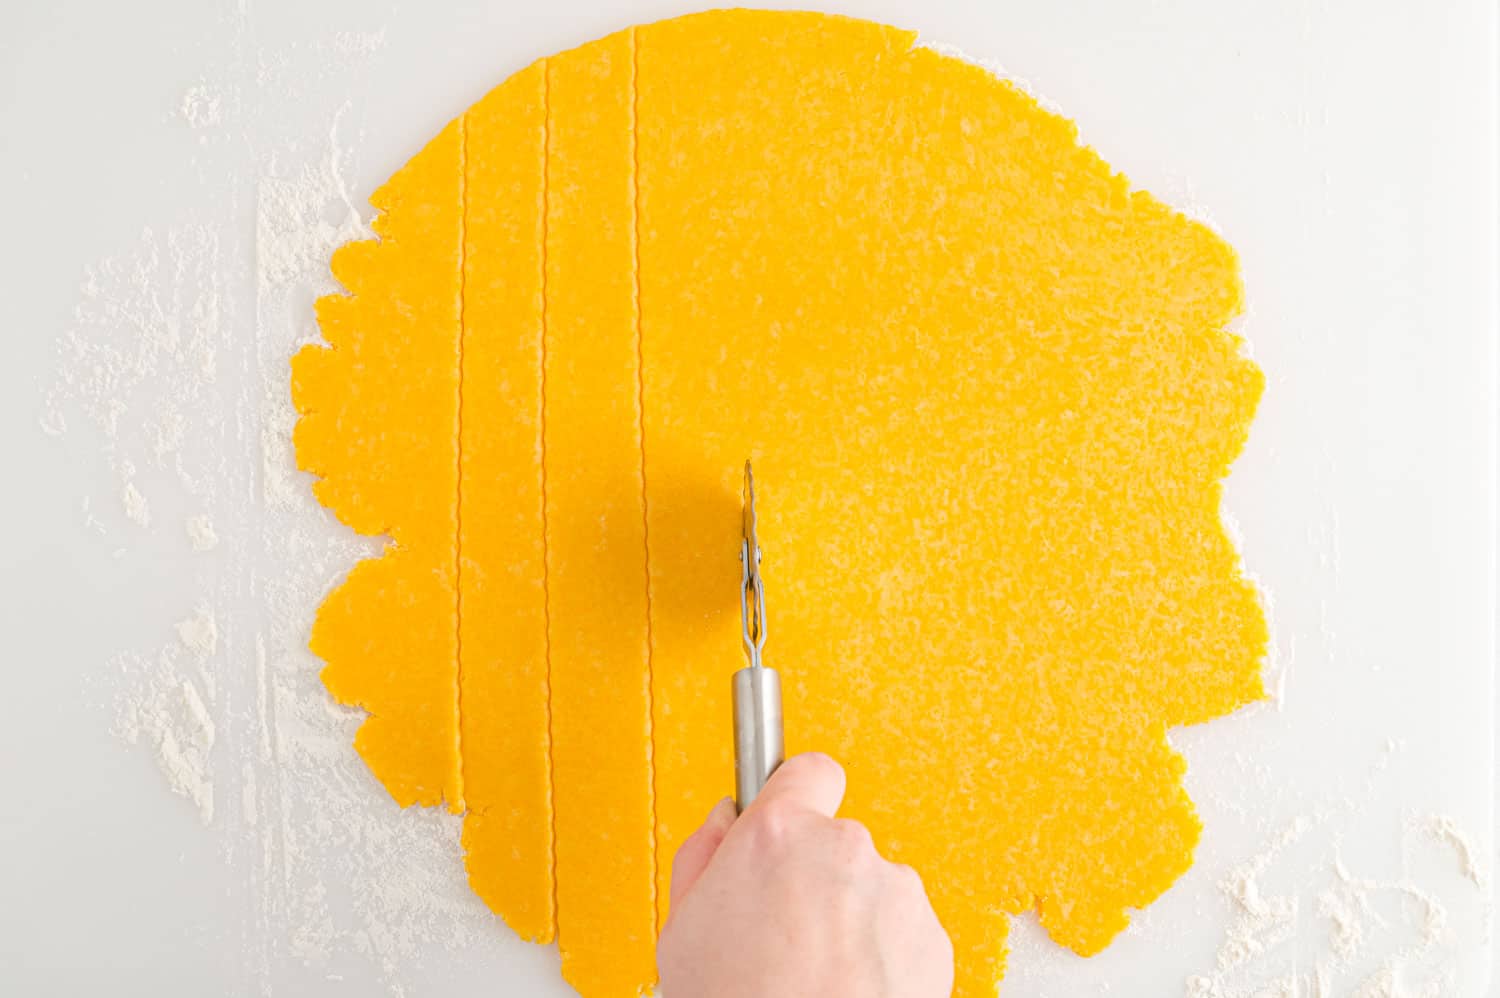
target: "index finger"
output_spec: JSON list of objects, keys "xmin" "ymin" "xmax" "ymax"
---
[{"xmin": 748, "ymin": 752, "xmax": 847, "ymax": 818}]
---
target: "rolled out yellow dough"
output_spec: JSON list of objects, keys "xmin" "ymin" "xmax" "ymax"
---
[{"xmin": 290, "ymin": 10, "xmax": 1266, "ymax": 996}]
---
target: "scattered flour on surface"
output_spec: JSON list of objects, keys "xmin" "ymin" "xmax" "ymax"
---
[
  {"xmin": 41, "ymin": 28, "xmax": 505, "ymax": 992},
  {"xmin": 328, "ymin": 29, "xmax": 388, "ymax": 59},
  {"xmin": 123, "ymin": 479, "xmax": 151, "ymax": 526},
  {"xmin": 113, "ymin": 646, "xmax": 217, "ymax": 825},
  {"xmin": 44, "ymin": 218, "xmax": 231, "ymax": 839},
  {"xmin": 1420, "ymin": 814, "xmax": 1489, "ymax": 889},
  {"xmin": 1319, "ymin": 886, "xmax": 1364, "ymax": 960},
  {"xmin": 40, "ymin": 221, "xmax": 227, "ymax": 527},
  {"xmin": 1215, "ymin": 817, "xmax": 1308, "ymax": 974},
  {"xmin": 1187, "ymin": 746, "xmax": 1487, "ymax": 998},
  {"xmin": 176, "ymin": 603, "xmax": 220, "ymax": 659},
  {"xmin": 186, "ymin": 513, "xmax": 220, "ymax": 551},
  {"xmin": 81, "ymin": 496, "xmax": 107, "ymax": 534},
  {"xmin": 180, "ymin": 84, "xmax": 224, "ymax": 129}
]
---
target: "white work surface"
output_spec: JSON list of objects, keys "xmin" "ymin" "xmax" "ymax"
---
[{"xmin": 1, "ymin": 1, "xmax": 1494, "ymax": 995}]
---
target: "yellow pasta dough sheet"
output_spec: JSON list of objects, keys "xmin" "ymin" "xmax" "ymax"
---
[{"xmin": 290, "ymin": 10, "xmax": 1266, "ymax": 997}]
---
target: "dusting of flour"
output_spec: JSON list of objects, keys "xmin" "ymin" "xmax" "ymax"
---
[
  {"xmin": 113, "ymin": 644, "xmax": 218, "ymax": 824},
  {"xmin": 186, "ymin": 513, "xmax": 219, "ymax": 550},
  {"xmin": 41, "ymin": 26, "xmax": 505, "ymax": 997},
  {"xmin": 123, "ymin": 479, "xmax": 151, "ymax": 526},
  {"xmin": 1185, "ymin": 743, "xmax": 1489, "ymax": 997},
  {"xmin": 180, "ymin": 83, "xmax": 224, "ymax": 129},
  {"xmin": 176, "ymin": 602, "xmax": 220, "ymax": 660}
]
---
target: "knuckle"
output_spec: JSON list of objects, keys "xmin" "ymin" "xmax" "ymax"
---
[
  {"xmin": 891, "ymin": 862, "xmax": 925, "ymax": 894},
  {"xmin": 744, "ymin": 799, "xmax": 796, "ymax": 850},
  {"xmin": 833, "ymin": 818, "xmax": 875, "ymax": 855}
]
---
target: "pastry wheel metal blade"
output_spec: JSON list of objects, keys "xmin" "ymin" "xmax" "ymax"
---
[
  {"xmin": 734, "ymin": 459, "xmax": 781, "ymax": 811},
  {"xmin": 740, "ymin": 460, "xmax": 767, "ymax": 670}
]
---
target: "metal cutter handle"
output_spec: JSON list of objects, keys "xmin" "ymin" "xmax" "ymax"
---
[{"xmin": 732, "ymin": 665, "xmax": 784, "ymax": 812}]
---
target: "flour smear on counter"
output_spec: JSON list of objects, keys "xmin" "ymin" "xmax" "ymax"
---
[{"xmin": 39, "ymin": 26, "xmax": 505, "ymax": 994}]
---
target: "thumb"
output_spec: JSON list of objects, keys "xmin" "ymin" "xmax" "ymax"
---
[
  {"xmin": 669, "ymin": 796, "xmax": 737, "ymax": 908},
  {"xmin": 747, "ymin": 752, "xmax": 846, "ymax": 818}
]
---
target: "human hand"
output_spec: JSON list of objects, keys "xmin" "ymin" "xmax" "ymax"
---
[{"xmin": 658, "ymin": 752, "xmax": 954, "ymax": 998}]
